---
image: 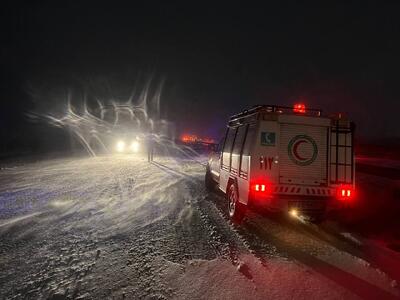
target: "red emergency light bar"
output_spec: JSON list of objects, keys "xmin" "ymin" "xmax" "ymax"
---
[{"xmin": 293, "ymin": 103, "xmax": 306, "ymax": 113}]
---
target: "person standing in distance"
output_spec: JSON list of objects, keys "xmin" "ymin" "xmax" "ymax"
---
[{"xmin": 146, "ymin": 133, "xmax": 155, "ymax": 162}]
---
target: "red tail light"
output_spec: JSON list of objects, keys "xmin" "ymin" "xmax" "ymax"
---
[
  {"xmin": 337, "ymin": 186, "xmax": 354, "ymax": 200},
  {"xmin": 254, "ymin": 184, "xmax": 266, "ymax": 192},
  {"xmin": 252, "ymin": 183, "xmax": 270, "ymax": 194}
]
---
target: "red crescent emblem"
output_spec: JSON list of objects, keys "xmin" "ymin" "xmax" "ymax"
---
[{"xmin": 293, "ymin": 140, "xmax": 308, "ymax": 161}]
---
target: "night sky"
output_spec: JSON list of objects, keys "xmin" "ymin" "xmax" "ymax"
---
[{"xmin": 2, "ymin": 1, "xmax": 400, "ymax": 154}]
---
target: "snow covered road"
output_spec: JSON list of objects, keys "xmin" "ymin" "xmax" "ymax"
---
[{"xmin": 0, "ymin": 155, "xmax": 399, "ymax": 299}]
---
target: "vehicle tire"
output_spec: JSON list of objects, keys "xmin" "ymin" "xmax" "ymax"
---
[
  {"xmin": 227, "ymin": 182, "xmax": 245, "ymax": 223},
  {"xmin": 205, "ymin": 167, "xmax": 215, "ymax": 191}
]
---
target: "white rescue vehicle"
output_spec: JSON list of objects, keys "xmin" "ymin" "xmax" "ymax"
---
[{"xmin": 205, "ymin": 104, "xmax": 355, "ymax": 222}]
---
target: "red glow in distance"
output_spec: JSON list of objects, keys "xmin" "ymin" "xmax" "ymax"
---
[{"xmin": 181, "ymin": 134, "xmax": 215, "ymax": 144}]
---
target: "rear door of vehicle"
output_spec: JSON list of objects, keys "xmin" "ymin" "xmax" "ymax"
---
[{"xmin": 279, "ymin": 123, "xmax": 328, "ymax": 186}]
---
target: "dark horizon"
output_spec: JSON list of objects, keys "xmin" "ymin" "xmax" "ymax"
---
[{"xmin": 2, "ymin": 2, "xmax": 400, "ymax": 155}]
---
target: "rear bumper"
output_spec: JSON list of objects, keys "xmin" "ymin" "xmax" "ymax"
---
[{"xmin": 250, "ymin": 193, "xmax": 349, "ymax": 213}]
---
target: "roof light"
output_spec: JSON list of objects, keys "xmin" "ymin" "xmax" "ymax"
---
[{"xmin": 293, "ymin": 103, "xmax": 306, "ymax": 114}]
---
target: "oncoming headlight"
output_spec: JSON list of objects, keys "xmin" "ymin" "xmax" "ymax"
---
[
  {"xmin": 116, "ymin": 140, "xmax": 126, "ymax": 153},
  {"xmin": 130, "ymin": 141, "xmax": 140, "ymax": 153}
]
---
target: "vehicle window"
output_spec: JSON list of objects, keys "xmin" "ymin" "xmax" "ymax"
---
[
  {"xmin": 242, "ymin": 125, "xmax": 256, "ymax": 155},
  {"xmin": 232, "ymin": 125, "xmax": 247, "ymax": 154},
  {"xmin": 222, "ymin": 127, "xmax": 237, "ymax": 167},
  {"xmin": 217, "ymin": 138, "xmax": 225, "ymax": 153},
  {"xmin": 223, "ymin": 127, "xmax": 236, "ymax": 153}
]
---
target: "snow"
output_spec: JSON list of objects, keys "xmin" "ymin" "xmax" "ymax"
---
[
  {"xmin": 162, "ymin": 255, "xmax": 360, "ymax": 300},
  {"xmin": 0, "ymin": 154, "xmax": 399, "ymax": 299}
]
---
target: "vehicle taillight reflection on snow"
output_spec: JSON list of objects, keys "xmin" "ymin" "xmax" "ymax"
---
[{"xmin": 205, "ymin": 104, "xmax": 356, "ymax": 223}]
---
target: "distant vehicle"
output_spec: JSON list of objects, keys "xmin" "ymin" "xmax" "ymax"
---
[
  {"xmin": 206, "ymin": 104, "xmax": 355, "ymax": 222},
  {"xmin": 178, "ymin": 134, "xmax": 218, "ymax": 153},
  {"xmin": 100, "ymin": 105, "xmax": 143, "ymax": 154}
]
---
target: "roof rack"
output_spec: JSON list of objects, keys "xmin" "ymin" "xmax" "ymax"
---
[{"xmin": 229, "ymin": 104, "xmax": 322, "ymax": 122}]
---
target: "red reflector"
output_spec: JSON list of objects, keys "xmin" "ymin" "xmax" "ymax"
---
[{"xmin": 293, "ymin": 103, "xmax": 306, "ymax": 113}]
